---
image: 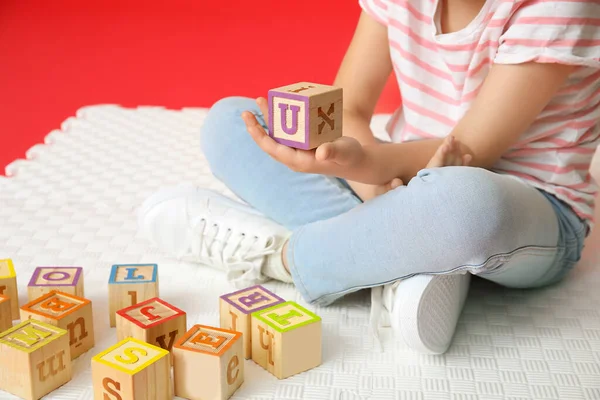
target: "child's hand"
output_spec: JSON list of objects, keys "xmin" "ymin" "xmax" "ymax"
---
[
  {"xmin": 426, "ymin": 136, "xmax": 472, "ymax": 169},
  {"xmin": 242, "ymin": 98, "xmax": 370, "ymax": 180}
]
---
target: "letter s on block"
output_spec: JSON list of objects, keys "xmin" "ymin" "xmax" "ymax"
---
[
  {"xmin": 102, "ymin": 377, "xmax": 122, "ymax": 400},
  {"xmin": 114, "ymin": 347, "xmax": 147, "ymax": 364}
]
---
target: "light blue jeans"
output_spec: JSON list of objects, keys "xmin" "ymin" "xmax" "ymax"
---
[{"xmin": 200, "ymin": 97, "xmax": 589, "ymax": 305}]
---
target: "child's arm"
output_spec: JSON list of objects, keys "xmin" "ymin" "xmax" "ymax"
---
[
  {"xmin": 332, "ymin": 11, "xmax": 393, "ymax": 146},
  {"xmin": 364, "ymin": 62, "xmax": 574, "ymax": 183},
  {"xmin": 243, "ymin": 61, "xmax": 573, "ymax": 186}
]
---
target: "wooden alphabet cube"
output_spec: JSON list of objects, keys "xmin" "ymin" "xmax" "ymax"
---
[
  {"xmin": 108, "ymin": 264, "xmax": 159, "ymax": 327},
  {"xmin": 0, "ymin": 295, "xmax": 11, "ymax": 332},
  {"xmin": 27, "ymin": 266, "xmax": 84, "ymax": 301},
  {"xmin": 251, "ymin": 301, "xmax": 321, "ymax": 379},
  {"xmin": 92, "ymin": 337, "xmax": 171, "ymax": 400},
  {"xmin": 0, "ymin": 319, "xmax": 72, "ymax": 400},
  {"xmin": 173, "ymin": 325, "xmax": 244, "ymax": 400},
  {"xmin": 0, "ymin": 259, "xmax": 19, "ymax": 320},
  {"xmin": 268, "ymin": 82, "xmax": 343, "ymax": 150},
  {"xmin": 20, "ymin": 291, "xmax": 94, "ymax": 360},
  {"xmin": 219, "ymin": 284, "xmax": 285, "ymax": 359},
  {"xmin": 116, "ymin": 297, "xmax": 186, "ymax": 362}
]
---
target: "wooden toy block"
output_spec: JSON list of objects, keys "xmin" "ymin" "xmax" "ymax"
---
[
  {"xmin": 251, "ymin": 301, "xmax": 321, "ymax": 379},
  {"xmin": 268, "ymin": 82, "xmax": 343, "ymax": 150},
  {"xmin": 20, "ymin": 291, "xmax": 94, "ymax": 360},
  {"xmin": 219, "ymin": 284, "xmax": 285, "ymax": 359},
  {"xmin": 173, "ymin": 325, "xmax": 244, "ymax": 400},
  {"xmin": 92, "ymin": 337, "xmax": 171, "ymax": 400},
  {"xmin": 0, "ymin": 319, "xmax": 72, "ymax": 400},
  {"xmin": 116, "ymin": 297, "xmax": 186, "ymax": 362},
  {"xmin": 0, "ymin": 259, "xmax": 19, "ymax": 320},
  {"xmin": 108, "ymin": 264, "xmax": 159, "ymax": 327},
  {"xmin": 27, "ymin": 266, "xmax": 84, "ymax": 301},
  {"xmin": 0, "ymin": 295, "xmax": 11, "ymax": 332}
]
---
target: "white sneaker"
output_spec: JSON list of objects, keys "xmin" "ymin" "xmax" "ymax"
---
[
  {"xmin": 137, "ymin": 185, "xmax": 291, "ymax": 288},
  {"xmin": 371, "ymin": 273, "xmax": 471, "ymax": 354}
]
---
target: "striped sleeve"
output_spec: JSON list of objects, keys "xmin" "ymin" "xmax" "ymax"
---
[
  {"xmin": 495, "ymin": 0, "xmax": 600, "ymax": 69},
  {"xmin": 359, "ymin": 0, "xmax": 390, "ymax": 26}
]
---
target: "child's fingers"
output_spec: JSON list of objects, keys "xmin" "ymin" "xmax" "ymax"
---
[
  {"xmin": 390, "ymin": 178, "xmax": 403, "ymax": 189},
  {"xmin": 315, "ymin": 137, "xmax": 359, "ymax": 165},
  {"xmin": 256, "ymin": 97, "xmax": 270, "ymax": 126},
  {"xmin": 242, "ymin": 111, "xmax": 288, "ymax": 161},
  {"xmin": 462, "ymin": 154, "xmax": 473, "ymax": 166}
]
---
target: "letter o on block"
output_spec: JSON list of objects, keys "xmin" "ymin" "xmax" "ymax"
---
[
  {"xmin": 91, "ymin": 338, "xmax": 171, "ymax": 400},
  {"xmin": 173, "ymin": 325, "xmax": 244, "ymax": 400},
  {"xmin": 27, "ymin": 267, "xmax": 84, "ymax": 301}
]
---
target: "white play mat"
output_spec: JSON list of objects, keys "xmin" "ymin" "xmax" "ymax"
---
[{"xmin": 0, "ymin": 105, "xmax": 599, "ymax": 399}]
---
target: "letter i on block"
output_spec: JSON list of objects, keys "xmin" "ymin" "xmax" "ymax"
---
[
  {"xmin": 116, "ymin": 297, "xmax": 186, "ymax": 362},
  {"xmin": 20, "ymin": 291, "xmax": 94, "ymax": 360},
  {"xmin": 108, "ymin": 264, "xmax": 159, "ymax": 327},
  {"xmin": 92, "ymin": 338, "xmax": 171, "ymax": 400},
  {"xmin": 251, "ymin": 301, "xmax": 322, "ymax": 379},
  {"xmin": 219, "ymin": 284, "xmax": 285, "ymax": 359},
  {"xmin": 268, "ymin": 82, "xmax": 343, "ymax": 150},
  {"xmin": 0, "ymin": 295, "xmax": 12, "ymax": 332},
  {"xmin": 173, "ymin": 325, "xmax": 244, "ymax": 400},
  {"xmin": 27, "ymin": 266, "xmax": 84, "ymax": 301},
  {"xmin": 0, "ymin": 320, "xmax": 72, "ymax": 400},
  {"xmin": 0, "ymin": 259, "xmax": 19, "ymax": 320}
]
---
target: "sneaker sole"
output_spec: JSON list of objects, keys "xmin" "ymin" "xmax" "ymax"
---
[
  {"xmin": 393, "ymin": 273, "xmax": 471, "ymax": 354},
  {"xmin": 139, "ymin": 184, "xmax": 264, "ymax": 223}
]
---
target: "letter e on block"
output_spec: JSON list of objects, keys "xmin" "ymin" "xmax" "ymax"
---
[
  {"xmin": 27, "ymin": 266, "xmax": 84, "ymax": 301},
  {"xmin": 116, "ymin": 297, "xmax": 186, "ymax": 364},
  {"xmin": 0, "ymin": 259, "xmax": 19, "ymax": 320},
  {"xmin": 219, "ymin": 284, "xmax": 285, "ymax": 359},
  {"xmin": 251, "ymin": 301, "xmax": 321, "ymax": 379},
  {"xmin": 173, "ymin": 325, "xmax": 244, "ymax": 400},
  {"xmin": 0, "ymin": 319, "xmax": 72, "ymax": 400},
  {"xmin": 108, "ymin": 264, "xmax": 159, "ymax": 327},
  {"xmin": 20, "ymin": 290, "xmax": 95, "ymax": 360},
  {"xmin": 91, "ymin": 338, "xmax": 171, "ymax": 400},
  {"xmin": 268, "ymin": 82, "xmax": 343, "ymax": 150}
]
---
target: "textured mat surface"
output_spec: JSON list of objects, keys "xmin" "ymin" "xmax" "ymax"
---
[{"xmin": 0, "ymin": 105, "xmax": 599, "ymax": 400}]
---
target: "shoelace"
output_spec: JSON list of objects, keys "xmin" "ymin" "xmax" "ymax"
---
[{"xmin": 190, "ymin": 218, "xmax": 277, "ymax": 288}]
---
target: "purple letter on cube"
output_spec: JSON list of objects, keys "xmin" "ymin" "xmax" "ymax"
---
[{"xmin": 268, "ymin": 91, "xmax": 311, "ymax": 150}]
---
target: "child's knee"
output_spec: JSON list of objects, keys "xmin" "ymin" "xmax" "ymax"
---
[{"xmin": 200, "ymin": 96, "xmax": 258, "ymax": 170}]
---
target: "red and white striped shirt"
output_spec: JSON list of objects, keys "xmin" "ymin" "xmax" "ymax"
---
[{"xmin": 360, "ymin": 0, "xmax": 600, "ymax": 225}]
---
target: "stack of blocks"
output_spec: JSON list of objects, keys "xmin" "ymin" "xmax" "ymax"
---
[{"xmin": 0, "ymin": 273, "xmax": 322, "ymax": 399}]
